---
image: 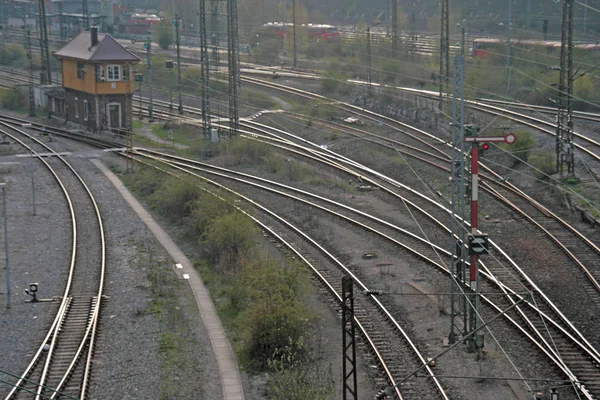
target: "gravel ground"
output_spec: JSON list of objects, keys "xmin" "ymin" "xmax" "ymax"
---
[{"xmin": 0, "ymin": 127, "xmax": 221, "ymax": 399}]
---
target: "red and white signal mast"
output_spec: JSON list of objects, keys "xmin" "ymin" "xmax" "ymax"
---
[{"xmin": 463, "ymin": 130, "xmax": 516, "ymax": 352}]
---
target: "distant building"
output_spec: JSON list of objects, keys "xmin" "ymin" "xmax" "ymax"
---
[{"xmin": 51, "ymin": 26, "xmax": 140, "ymax": 132}]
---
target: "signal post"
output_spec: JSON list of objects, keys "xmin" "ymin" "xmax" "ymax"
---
[{"xmin": 464, "ymin": 131, "xmax": 516, "ymax": 353}]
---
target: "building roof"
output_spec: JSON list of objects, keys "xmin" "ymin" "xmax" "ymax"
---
[{"xmin": 54, "ymin": 31, "xmax": 141, "ymax": 62}]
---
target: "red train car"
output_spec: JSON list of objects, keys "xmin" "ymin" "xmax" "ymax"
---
[{"xmin": 124, "ymin": 13, "xmax": 161, "ymax": 35}]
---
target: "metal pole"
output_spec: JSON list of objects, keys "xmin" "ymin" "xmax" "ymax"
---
[
  {"xmin": 2, "ymin": 185, "xmax": 10, "ymax": 309},
  {"xmin": 176, "ymin": 16, "xmax": 183, "ymax": 114},
  {"xmin": 147, "ymin": 34, "xmax": 153, "ymax": 121},
  {"xmin": 283, "ymin": 0, "xmax": 287, "ymax": 52},
  {"xmin": 469, "ymin": 143, "xmax": 483, "ymax": 353},
  {"xmin": 172, "ymin": 0, "xmax": 176, "ymax": 33},
  {"xmin": 391, "ymin": 0, "xmax": 397, "ymax": 54},
  {"xmin": 506, "ymin": 0, "xmax": 512, "ymax": 95},
  {"xmin": 367, "ymin": 26, "xmax": 372, "ymax": 96},
  {"xmin": 29, "ymin": 137, "xmax": 36, "ymax": 216},
  {"xmin": 584, "ymin": 0, "xmax": 587, "ymax": 39},
  {"xmin": 526, "ymin": 0, "xmax": 531, "ymax": 31},
  {"xmin": 26, "ymin": 29, "xmax": 36, "ymax": 118},
  {"xmin": 292, "ymin": 0, "xmax": 297, "ymax": 68}
]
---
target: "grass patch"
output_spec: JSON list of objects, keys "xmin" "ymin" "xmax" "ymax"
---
[
  {"xmin": 129, "ymin": 237, "xmax": 206, "ymax": 399},
  {"xmin": 123, "ymin": 166, "xmax": 336, "ymax": 397}
]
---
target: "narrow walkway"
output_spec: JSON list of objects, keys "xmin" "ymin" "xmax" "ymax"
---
[{"xmin": 92, "ymin": 159, "xmax": 244, "ymax": 400}]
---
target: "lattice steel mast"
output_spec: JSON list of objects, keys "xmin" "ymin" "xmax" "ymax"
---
[
  {"xmin": 199, "ymin": 0, "xmax": 211, "ymax": 135},
  {"xmin": 82, "ymin": 0, "xmax": 89, "ymax": 31},
  {"xmin": 439, "ymin": 0, "xmax": 449, "ymax": 111},
  {"xmin": 556, "ymin": 0, "xmax": 575, "ymax": 177},
  {"xmin": 391, "ymin": 0, "xmax": 398, "ymax": 54},
  {"xmin": 227, "ymin": 0, "xmax": 239, "ymax": 135},
  {"xmin": 26, "ymin": 30, "xmax": 36, "ymax": 117},
  {"xmin": 448, "ymin": 54, "xmax": 468, "ymax": 344},
  {"xmin": 37, "ymin": 0, "xmax": 52, "ymax": 84},
  {"xmin": 341, "ymin": 276, "xmax": 358, "ymax": 400}
]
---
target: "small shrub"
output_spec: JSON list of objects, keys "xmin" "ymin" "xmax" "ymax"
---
[
  {"xmin": 235, "ymin": 256, "xmax": 312, "ymax": 369},
  {"xmin": 0, "ymin": 87, "xmax": 27, "ymax": 110},
  {"xmin": 154, "ymin": 21, "xmax": 173, "ymax": 50},
  {"xmin": 152, "ymin": 176, "xmax": 201, "ymax": 220},
  {"xmin": 529, "ymin": 151, "xmax": 555, "ymax": 178},
  {"xmin": 501, "ymin": 130, "xmax": 536, "ymax": 166}
]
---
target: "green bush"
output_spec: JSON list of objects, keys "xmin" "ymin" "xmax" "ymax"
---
[
  {"xmin": 152, "ymin": 176, "xmax": 201, "ymax": 220},
  {"xmin": 0, "ymin": 44, "xmax": 26, "ymax": 66},
  {"xmin": 529, "ymin": 151, "xmax": 555, "ymax": 178},
  {"xmin": 154, "ymin": 21, "xmax": 174, "ymax": 50},
  {"xmin": 501, "ymin": 130, "xmax": 536, "ymax": 166},
  {"xmin": 203, "ymin": 211, "xmax": 259, "ymax": 269},
  {"xmin": 0, "ymin": 87, "xmax": 27, "ymax": 110},
  {"xmin": 234, "ymin": 256, "xmax": 311, "ymax": 368}
]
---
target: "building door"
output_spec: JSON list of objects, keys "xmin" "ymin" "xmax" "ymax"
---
[{"xmin": 107, "ymin": 103, "xmax": 122, "ymax": 130}]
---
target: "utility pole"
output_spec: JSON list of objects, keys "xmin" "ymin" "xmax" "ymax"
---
[
  {"xmin": 367, "ymin": 26, "xmax": 372, "ymax": 96},
  {"xmin": 448, "ymin": 54, "xmax": 467, "ymax": 345},
  {"xmin": 58, "ymin": 2, "xmax": 65, "ymax": 41},
  {"xmin": 292, "ymin": 0, "xmax": 297, "ymax": 68},
  {"xmin": 82, "ymin": 0, "xmax": 89, "ymax": 31},
  {"xmin": 126, "ymin": 65, "xmax": 135, "ymax": 173},
  {"xmin": 439, "ymin": 0, "xmax": 449, "ymax": 112},
  {"xmin": 386, "ymin": 0, "xmax": 390, "ymax": 37},
  {"xmin": 584, "ymin": 0, "xmax": 587, "ymax": 39},
  {"xmin": 526, "ymin": 0, "xmax": 531, "ymax": 30},
  {"xmin": 26, "ymin": 29, "xmax": 36, "ymax": 117},
  {"xmin": 211, "ymin": 0, "xmax": 218, "ymax": 62},
  {"xmin": 145, "ymin": 35, "xmax": 153, "ymax": 121},
  {"xmin": 556, "ymin": 0, "xmax": 575, "ymax": 177},
  {"xmin": 391, "ymin": 0, "xmax": 398, "ymax": 55},
  {"xmin": 175, "ymin": 16, "xmax": 183, "ymax": 114},
  {"xmin": 283, "ymin": 0, "xmax": 287, "ymax": 52},
  {"xmin": 37, "ymin": 0, "xmax": 51, "ymax": 84},
  {"xmin": 506, "ymin": 0, "xmax": 512, "ymax": 94},
  {"xmin": 227, "ymin": 0, "xmax": 239, "ymax": 135},
  {"xmin": 166, "ymin": 60, "xmax": 174, "ymax": 110},
  {"xmin": 199, "ymin": 0, "xmax": 211, "ymax": 135},
  {"xmin": 341, "ymin": 276, "xmax": 358, "ymax": 400}
]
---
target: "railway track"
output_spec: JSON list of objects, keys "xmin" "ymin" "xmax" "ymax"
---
[
  {"xmin": 132, "ymin": 140, "xmax": 600, "ymax": 398},
  {"xmin": 0, "ymin": 121, "xmax": 107, "ymax": 400},
  {"xmin": 2, "ymin": 60, "xmax": 600, "ymax": 397}
]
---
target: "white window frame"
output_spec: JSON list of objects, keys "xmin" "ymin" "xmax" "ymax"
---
[
  {"xmin": 107, "ymin": 65, "xmax": 121, "ymax": 81},
  {"xmin": 74, "ymin": 97, "xmax": 79, "ymax": 119},
  {"xmin": 83, "ymin": 100, "xmax": 89, "ymax": 121}
]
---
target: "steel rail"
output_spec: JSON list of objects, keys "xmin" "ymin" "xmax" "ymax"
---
[{"xmin": 0, "ymin": 122, "xmax": 107, "ymax": 400}]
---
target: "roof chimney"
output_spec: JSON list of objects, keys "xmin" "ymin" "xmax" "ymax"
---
[{"xmin": 91, "ymin": 26, "xmax": 98, "ymax": 47}]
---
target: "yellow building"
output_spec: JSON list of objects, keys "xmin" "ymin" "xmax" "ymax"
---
[{"xmin": 52, "ymin": 27, "xmax": 140, "ymax": 132}]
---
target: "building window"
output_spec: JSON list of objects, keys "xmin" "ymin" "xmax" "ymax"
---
[
  {"xmin": 83, "ymin": 100, "xmax": 89, "ymax": 121},
  {"xmin": 96, "ymin": 64, "xmax": 105, "ymax": 82},
  {"xmin": 77, "ymin": 62, "xmax": 85, "ymax": 79},
  {"xmin": 122, "ymin": 64, "xmax": 130, "ymax": 81},
  {"xmin": 74, "ymin": 97, "xmax": 79, "ymax": 118},
  {"xmin": 107, "ymin": 65, "xmax": 121, "ymax": 81}
]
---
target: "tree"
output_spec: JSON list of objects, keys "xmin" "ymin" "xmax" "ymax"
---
[{"xmin": 155, "ymin": 21, "xmax": 173, "ymax": 50}]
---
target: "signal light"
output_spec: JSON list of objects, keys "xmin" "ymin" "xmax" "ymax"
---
[{"xmin": 479, "ymin": 142, "xmax": 490, "ymax": 156}]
